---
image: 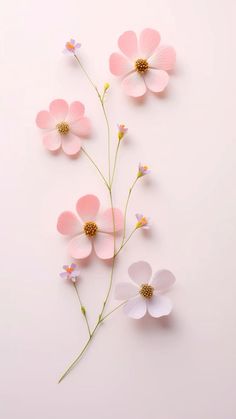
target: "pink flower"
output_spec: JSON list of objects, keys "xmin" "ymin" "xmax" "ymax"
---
[
  {"xmin": 117, "ymin": 124, "xmax": 128, "ymax": 140},
  {"xmin": 115, "ymin": 261, "xmax": 176, "ymax": 319},
  {"xmin": 135, "ymin": 214, "xmax": 150, "ymax": 229},
  {"xmin": 36, "ymin": 99, "xmax": 91, "ymax": 156},
  {"xmin": 109, "ymin": 28, "xmax": 176, "ymax": 97},
  {"xmin": 137, "ymin": 163, "xmax": 151, "ymax": 178},
  {"xmin": 60, "ymin": 263, "xmax": 80, "ymax": 282},
  {"xmin": 63, "ymin": 39, "xmax": 81, "ymax": 55},
  {"xmin": 57, "ymin": 194, "xmax": 124, "ymax": 260}
]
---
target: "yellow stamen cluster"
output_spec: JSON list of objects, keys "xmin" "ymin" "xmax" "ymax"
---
[
  {"xmin": 83, "ymin": 221, "xmax": 98, "ymax": 237},
  {"xmin": 135, "ymin": 58, "xmax": 149, "ymax": 74},
  {"xmin": 56, "ymin": 121, "xmax": 70, "ymax": 135},
  {"xmin": 66, "ymin": 267, "xmax": 73, "ymax": 273},
  {"xmin": 139, "ymin": 283, "xmax": 154, "ymax": 299}
]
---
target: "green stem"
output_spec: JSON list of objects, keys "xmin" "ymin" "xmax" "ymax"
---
[
  {"xmin": 101, "ymin": 301, "xmax": 127, "ymax": 321},
  {"xmin": 121, "ymin": 177, "xmax": 138, "ymax": 246},
  {"xmin": 110, "ymin": 141, "xmax": 121, "ymax": 188},
  {"xmin": 116, "ymin": 228, "xmax": 137, "ymax": 257},
  {"xmin": 81, "ymin": 147, "xmax": 109, "ymax": 189},
  {"xmin": 73, "ymin": 283, "xmax": 91, "ymax": 337}
]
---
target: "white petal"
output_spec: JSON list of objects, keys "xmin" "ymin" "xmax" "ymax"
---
[
  {"xmin": 147, "ymin": 295, "xmax": 172, "ymax": 318},
  {"xmin": 123, "ymin": 296, "xmax": 147, "ymax": 319},
  {"xmin": 128, "ymin": 261, "xmax": 152, "ymax": 285},
  {"xmin": 151, "ymin": 270, "xmax": 176, "ymax": 292}
]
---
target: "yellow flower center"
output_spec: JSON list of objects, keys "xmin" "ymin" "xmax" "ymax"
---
[
  {"xmin": 66, "ymin": 42, "xmax": 74, "ymax": 51},
  {"xmin": 66, "ymin": 267, "xmax": 73, "ymax": 273},
  {"xmin": 56, "ymin": 121, "xmax": 70, "ymax": 135},
  {"xmin": 139, "ymin": 283, "xmax": 154, "ymax": 299},
  {"xmin": 135, "ymin": 58, "xmax": 149, "ymax": 74},
  {"xmin": 83, "ymin": 221, "xmax": 98, "ymax": 237}
]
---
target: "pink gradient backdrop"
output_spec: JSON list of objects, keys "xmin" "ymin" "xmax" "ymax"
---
[{"xmin": 1, "ymin": 0, "xmax": 236, "ymax": 418}]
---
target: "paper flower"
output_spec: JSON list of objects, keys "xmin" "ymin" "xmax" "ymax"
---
[
  {"xmin": 60, "ymin": 263, "xmax": 80, "ymax": 282},
  {"xmin": 63, "ymin": 39, "xmax": 81, "ymax": 55},
  {"xmin": 57, "ymin": 194, "xmax": 124, "ymax": 260},
  {"xmin": 117, "ymin": 124, "xmax": 128, "ymax": 140},
  {"xmin": 35, "ymin": 99, "xmax": 91, "ymax": 156},
  {"xmin": 115, "ymin": 261, "xmax": 175, "ymax": 319},
  {"xmin": 109, "ymin": 28, "xmax": 176, "ymax": 97},
  {"xmin": 135, "ymin": 214, "xmax": 150, "ymax": 229},
  {"xmin": 137, "ymin": 163, "xmax": 150, "ymax": 178}
]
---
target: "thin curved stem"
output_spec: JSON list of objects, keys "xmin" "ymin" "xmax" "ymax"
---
[
  {"xmin": 73, "ymin": 283, "xmax": 91, "ymax": 337},
  {"xmin": 115, "ymin": 228, "xmax": 137, "ymax": 257},
  {"xmin": 101, "ymin": 301, "xmax": 127, "ymax": 321},
  {"xmin": 110, "ymin": 141, "xmax": 121, "ymax": 188},
  {"xmin": 121, "ymin": 177, "xmax": 138, "ymax": 246},
  {"xmin": 81, "ymin": 147, "xmax": 109, "ymax": 189}
]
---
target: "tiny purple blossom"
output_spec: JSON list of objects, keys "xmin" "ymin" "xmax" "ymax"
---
[
  {"xmin": 135, "ymin": 213, "xmax": 150, "ymax": 229},
  {"xmin": 60, "ymin": 263, "xmax": 80, "ymax": 283},
  {"xmin": 137, "ymin": 163, "xmax": 151, "ymax": 178},
  {"xmin": 117, "ymin": 124, "xmax": 128, "ymax": 140},
  {"xmin": 63, "ymin": 39, "xmax": 81, "ymax": 55}
]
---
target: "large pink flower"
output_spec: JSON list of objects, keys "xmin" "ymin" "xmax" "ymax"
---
[
  {"xmin": 109, "ymin": 28, "xmax": 176, "ymax": 97},
  {"xmin": 115, "ymin": 261, "xmax": 176, "ymax": 319},
  {"xmin": 57, "ymin": 194, "xmax": 123, "ymax": 260},
  {"xmin": 36, "ymin": 99, "xmax": 91, "ymax": 156}
]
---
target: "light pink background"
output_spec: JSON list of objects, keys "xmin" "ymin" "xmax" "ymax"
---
[{"xmin": 1, "ymin": 0, "xmax": 236, "ymax": 418}]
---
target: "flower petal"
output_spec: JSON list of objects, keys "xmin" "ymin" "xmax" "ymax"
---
[
  {"xmin": 61, "ymin": 133, "xmax": 82, "ymax": 155},
  {"xmin": 139, "ymin": 28, "xmax": 160, "ymax": 58},
  {"xmin": 67, "ymin": 101, "xmax": 85, "ymax": 122},
  {"xmin": 68, "ymin": 234, "xmax": 92, "ymax": 259},
  {"xmin": 128, "ymin": 261, "xmax": 152, "ymax": 285},
  {"xmin": 115, "ymin": 282, "xmax": 138, "ymax": 300},
  {"xmin": 36, "ymin": 110, "xmax": 55, "ymax": 129},
  {"xmin": 49, "ymin": 99, "xmax": 69, "ymax": 121},
  {"xmin": 149, "ymin": 46, "xmax": 176, "ymax": 71},
  {"xmin": 147, "ymin": 295, "xmax": 172, "ymax": 318},
  {"xmin": 57, "ymin": 211, "xmax": 82, "ymax": 235},
  {"xmin": 70, "ymin": 117, "xmax": 91, "ymax": 137},
  {"xmin": 93, "ymin": 232, "xmax": 114, "ymax": 260},
  {"xmin": 43, "ymin": 131, "xmax": 61, "ymax": 151},
  {"xmin": 151, "ymin": 270, "xmax": 176, "ymax": 292},
  {"xmin": 98, "ymin": 208, "xmax": 123, "ymax": 233},
  {"xmin": 123, "ymin": 296, "xmax": 147, "ymax": 319},
  {"xmin": 76, "ymin": 194, "xmax": 100, "ymax": 222},
  {"xmin": 118, "ymin": 31, "xmax": 138, "ymax": 60},
  {"xmin": 122, "ymin": 72, "xmax": 146, "ymax": 97},
  {"xmin": 109, "ymin": 53, "xmax": 132, "ymax": 76},
  {"xmin": 144, "ymin": 69, "xmax": 169, "ymax": 92}
]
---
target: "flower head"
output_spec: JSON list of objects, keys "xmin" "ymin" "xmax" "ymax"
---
[
  {"xmin": 135, "ymin": 213, "xmax": 150, "ymax": 229},
  {"xmin": 115, "ymin": 261, "xmax": 176, "ymax": 319},
  {"xmin": 109, "ymin": 28, "xmax": 176, "ymax": 97},
  {"xmin": 137, "ymin": 163, "xmax": 150, "ymax": 178},
  {"xmin": 63, "ymin": 39, "xmax": 81, "ymax": 55},
  {"xmin": 60, "ymin": 263, "xmax": 80, "ymax": 282},
  {"xmin": 117, "ymin": 124, "xmax": 128, "ymax": 140},
  {"xmin": 57, "ymin": 194, "xmax": 124, "ymax": 260},
  {"xmin": 36, "ymin": 99, "xmax": 91, "ymax": 156}
]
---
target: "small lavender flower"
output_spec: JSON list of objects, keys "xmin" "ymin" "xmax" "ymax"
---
[
  {"xmin": 60, "ymin": 263, "xmax": 80, "ymax": 282},
  {"xmin": 117, "ymin": 124, "xmax": 128, "ymax": 140},
  {"xmin": 135, "ymin": 214, "xmax": 150, "ymax": 229},
  {"xmin": 137, "ymin": 163, "xmax": 151, "ymax": 178},
  {"xmin": 63, "ymin": 39, "xmax": 81, "ymax": 55}
]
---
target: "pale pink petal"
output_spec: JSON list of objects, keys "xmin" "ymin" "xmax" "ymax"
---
[
  {"xmin": 70, "ymin": 117, "xmax": 91, "ymax": 137},
  {"xmin": 144, "ymin": 69, "xmax": 169, "ymax": 92},
  {"xmin": 139, "ymin": 28, "xmax": 160, "ymax": 58},
  {"xmin": 67, "ymin": 101, "xmax": 85, "ymax": 122},
  {"xmin": 98, "ymin": 208, "xmax": 123, "ymax": 233},
  {"xmin": 149, "ymin": 46, "xmax": 176, "ymax": 70},
  {"xmin": 151, "ymin": 270, "xmax": 176, "ymax": 292},
  {"xmin": 43, "ymin": 131, "xmax": 61, "ymax": 151},
  {"xmin": 118, "ymin": 31, "xmax": 138, "ymax": 60},
  {"xmin": 123, "ymin": 296, "xmax": 147, "ymax": 319},
  {"xmin": 93, "ymin": 232, "xmax": 114, "ymax": 260},
  {"xmin": 109, "ymin": 53, "xmax": 133, "ymax": 76},
  {"xmin": 115, "ymin": 282, "xmax": 138, "ymax": 300},
  {"xmin": 36, "ymin": 110, "xmax": 55, "ymax": 129},
  {"xmin": 147, "ymin": 295, "xmax": 172, "ymax": 318},
  {"xmin": 49, "ymin": 99, "xmax": 69, "ymax": 121},
  {"xmin": 122, "ymin": 72, "xmax": 146, "ymax": 97},
  {"xmin": 76, "ymin": 194, "xmax": 100, "ymax": 222},
  {"xmin": 128, "ymin": 261, "xmax": 152, "ymax": 285},
  {"xmin": 68, "ymin": 234, "xmax": 92, "ymax": 259},
  {"xmin": 57, "ymin": 211, "xmax": 82, "ymax": 235},
  {"xmin": 61, "ymin": 133, "xmax": 82, "ymax": 155}
]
